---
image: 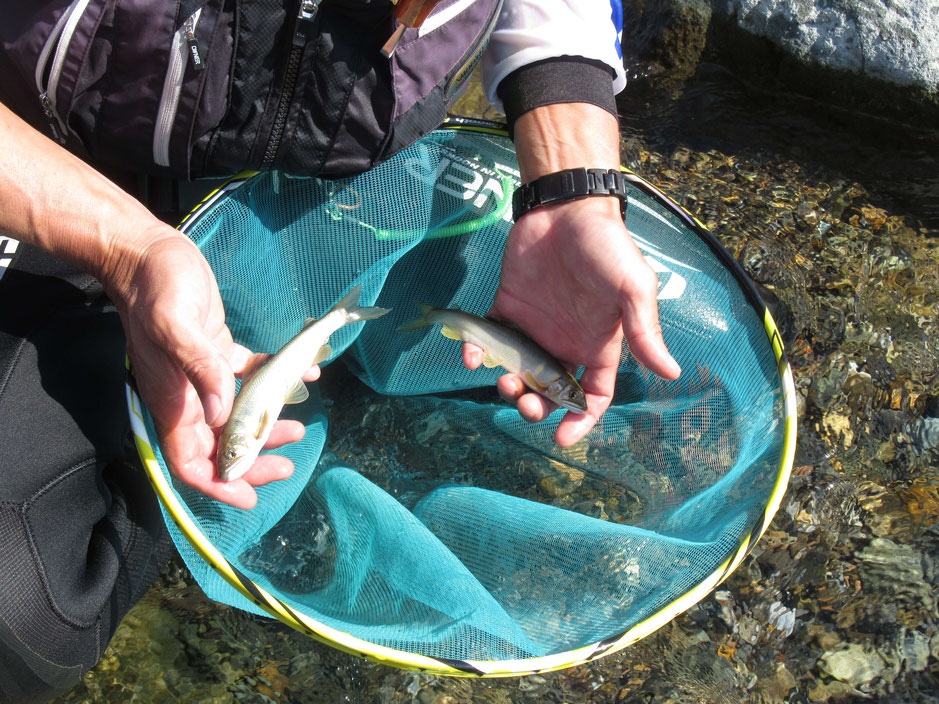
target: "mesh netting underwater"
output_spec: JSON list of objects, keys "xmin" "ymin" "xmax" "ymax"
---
[{"xmin": 126, "ymin": 122, "xmax": 796, "ymax": 676}]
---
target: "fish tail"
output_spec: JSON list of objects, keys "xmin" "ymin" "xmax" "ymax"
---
[
  {"xmin": 396, "ymin": 303, "xmax": 434, "ymax": 332},
  {"xmin": 332, "ymin": 283, "xmax": 391, "ymax": 323}
]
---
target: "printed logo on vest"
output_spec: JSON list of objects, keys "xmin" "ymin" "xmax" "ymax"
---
[{"xmin": 0, "ymin": 236, "xmax": 21, "ymax": 282}]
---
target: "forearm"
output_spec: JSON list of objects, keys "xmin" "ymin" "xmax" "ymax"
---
[
  {"xmin": 512, "ymin": 102, "xmax": 621, "ymax": 183},
  {"xmin": 0, "ymin": 101, "xmax": 177, "ymax": 299}
]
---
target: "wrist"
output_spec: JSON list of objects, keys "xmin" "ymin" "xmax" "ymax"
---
[
  {"xmin": 0, "ymin": 102, "xmax": 182, "ymax": 301},
  {"xmin": 512, "ymin": 103, "xmax": 620, "ymax": 183},
  {"xmin": 98, "ymin": 222, "xmax": 191, "ymax": 304},
  {"xmin": 513, "ymin": 167, "xmax": 628, "ymax": 222}
]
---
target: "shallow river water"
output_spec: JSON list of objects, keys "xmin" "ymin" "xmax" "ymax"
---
[{"xmin": 55, "ymin": 64, "xmax": 939, "ymax": 704}]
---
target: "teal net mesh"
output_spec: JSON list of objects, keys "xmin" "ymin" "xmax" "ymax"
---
[{"xmin": 139, "ymin": 127, "xmax": 787, "ymax": 664}]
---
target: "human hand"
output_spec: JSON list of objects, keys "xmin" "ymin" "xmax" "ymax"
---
[
  {"xmin": 463, "ymin": 196, "xmax": 680, "ymax": 446},
  {"xmin": 0, "ymin": 104, "xmax": 313, "ymax": 506},
  {"xmin": 114, "ymin": 232, "xmax": 317, "ymax": 509}
]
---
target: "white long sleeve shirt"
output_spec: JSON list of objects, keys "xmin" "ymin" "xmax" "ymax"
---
[{"xmin": 481, "ymin": 0, "xmax": 627, "ymax": 113}]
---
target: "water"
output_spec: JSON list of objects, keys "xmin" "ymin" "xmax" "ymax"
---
[
  {"xmin": 620, "ymin": 62, "xmax": 939, "ymax": 228},
  {"xmin": 55, "ymin": 64, "xmax": 939, "ymax": 703}
]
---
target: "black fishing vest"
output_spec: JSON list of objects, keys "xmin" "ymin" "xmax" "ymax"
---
[{"xmin": 0, "ymin": 0, "xmax": 501, "ymax": 179}]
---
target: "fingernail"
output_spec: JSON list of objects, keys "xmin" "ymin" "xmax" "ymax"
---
[
  {"xmin": 204, "ymin": 394, "xmax": 223, "ymax": 426},
  {"xmin": 670, "ymin": 356, "xmax": 682, "ymax": 377}
]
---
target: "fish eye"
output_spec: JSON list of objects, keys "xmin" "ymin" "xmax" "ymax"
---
[{"xmin": 224, "ymin": 447, "xmax": 238, "ymax": 460}]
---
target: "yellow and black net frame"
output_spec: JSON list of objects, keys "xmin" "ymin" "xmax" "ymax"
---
[{"xmin": 125, "ymin": 118, "xmax": 797, "ymax": 677}]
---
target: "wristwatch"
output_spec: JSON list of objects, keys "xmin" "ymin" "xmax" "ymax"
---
[{"xmin": 511, "ymin": 167, "xmax": 629, "ymax": 221}]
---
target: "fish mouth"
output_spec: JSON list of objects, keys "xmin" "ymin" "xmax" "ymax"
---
[
  {"xmin": 218, "ymin": 455, "xmax": 252, "ymax": 482},
  {"xmin": 558, "ymin": 401, "xmax": 588, "ymax": 414}
]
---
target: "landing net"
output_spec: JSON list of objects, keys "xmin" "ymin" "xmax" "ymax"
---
[{"xmin": 127, "ymin": 123, "xmax": 796, "ymax": 676}]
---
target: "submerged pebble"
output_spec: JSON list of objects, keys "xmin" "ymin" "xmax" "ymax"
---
[{"xmin": 818, "ymin": 643, "xmax": 887, "ymax": 686}]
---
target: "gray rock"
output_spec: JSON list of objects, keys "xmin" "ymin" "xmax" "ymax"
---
[
  {"xmin": 714, "ymin": 0, "xmax": 939, "ymax": 90},
  {"xmin": 904, "ymin": 415, "xmax": 939, "ymax": 454},
  {"xmin": 878, "ymin": 627, "xmax": 932, "ymax": 684},
  {"xmin": 620, "ymin": 0, "xmax": 939, "ymax": 124},
  {"xmin": 892, "ymin": 627, "xmax": 932, "ymax": 674}
]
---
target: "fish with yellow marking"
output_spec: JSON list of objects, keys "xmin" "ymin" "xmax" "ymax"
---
[
  {"xmin": 218, "ymin": 284, "xmax": 389, "ymax": 481},
  {"xmin": 397, "ymin": 304, "xmax": 587, "ymax": 413}
]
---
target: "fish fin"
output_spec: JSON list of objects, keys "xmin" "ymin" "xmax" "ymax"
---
[
  {"xmin": 330, "ymin": 284, "xmax": 363, "ymax": 315},
  {"xmin": 254, "ymin": 410, "xmax": 272, "ymax": 439},
  {"xmin": 313, "ymin": 344, "xmax": 333, "ymax": 365},
  {"xmin": 522, "ymin": 370, "xmax": 547, "ymax": 393},
  {"xmin": 241, "ymin": 354, "xmax": 268, "ymax": 384},
  {"xmin": 284, "ymin": 380, "xmax": 310, "ymax": 405},
  {"xmin": 482, "ymin": 351, "xmax": 500, "ymax": 368},
  {"xmin": 440, "ymin": 324, "xmax": 463, "ymax": 341},
  {"xmin": 348, "ymin": 305, "xmax": 391, "ymax": 323},
  {"xmin": 396, "ymin": 303, "xmax": 434, "ymax": 333},
  {"xmin": 329, "ymin": 283, "xmax": 392, "ymax": 323}
]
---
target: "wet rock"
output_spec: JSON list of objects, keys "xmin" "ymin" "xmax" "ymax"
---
[
  {"xmin": 808, "ymin": 678, "xmax": 865, "ymax": 702},
  {"xmin": 619, "ymin": 0, "xmax": 713, "ymax": 85},
  {"xmin": 758, "ymin": 662, "xmax": 797, "ymax": 704},
  {"xmin": 735, "ymin": 614, "xmax": 762, "ymax": 645},
  {"xmin": 822, "ymin": 411, "xmax": 854, "ymax": 448},
  {"xmin": 656, "ymin": 0, "xmax": 713, "ymax": 79},
  {"xmin": 905, "ymin": 415, "xmax": 939, "ymax": 454},
  {"xmin": 882, "ymin": 627, "xmax": 932, "ymax": 681},
  {"xmin": 858, "ymin": 538, "xmax": 935, "ymax": 611},
  {"xmin": 818, "ymin": 643, "xmax": 886, "ymax": 686},
  {"xmin": 651, "ymin": 641, "xmax": 751, "ymax": 703},
  {"xmin": 809, "ymin": 357, "xmax": 848, "ymax": 409},
  {"xmin": 807, "ymin": 625, "xmax": 843, "ymax": 651}
]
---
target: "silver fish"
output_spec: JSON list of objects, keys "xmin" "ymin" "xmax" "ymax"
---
[
  {"xmin": 218, "ymin": 284, "xmax": 389, "ymax": 481},
  {"xmin": 397, "ymin": 304, "xmax": 587, "ymax": 413}
]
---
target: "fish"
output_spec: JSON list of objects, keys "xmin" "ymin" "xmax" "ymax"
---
[
  {"xmin": 217, "ymin": 284, "xmax": 390, "ymax": 481},
  {"xmin": 397, "ymin": 304, "xmax": 587, "ymax": 414}
]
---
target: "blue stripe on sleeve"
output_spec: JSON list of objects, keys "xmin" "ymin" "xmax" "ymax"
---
[{"xmin": 610, "ymin": 0, "xmax": 623, "ymax": 59}]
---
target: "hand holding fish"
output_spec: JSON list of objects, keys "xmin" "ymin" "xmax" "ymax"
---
[
  {"xmin": 216, "ymin": 285, "xmax": 389, "ymax": 484},
  {"xmin": 115, "ymin": 236, "xmax": 318, "ymax": 509},
  {"xmin": 464, "ymin": 103, "xmax": 681, "ymax": 447},
  {"xmin": 469, "ymin": 195, "xmax": 681, "ymax": 446}
]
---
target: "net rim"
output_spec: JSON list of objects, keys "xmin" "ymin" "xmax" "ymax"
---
[{"xmin": 124, "ymin": 120, "xmax": 797, "ymax": 677}]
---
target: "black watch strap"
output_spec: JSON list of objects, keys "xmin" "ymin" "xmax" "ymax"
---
[{"xmin": 512, "ymin": 167, "xmax": 628, "ymax": 221}]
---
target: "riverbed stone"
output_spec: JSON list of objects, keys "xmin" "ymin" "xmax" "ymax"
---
[
  {"xmin": 759, "ymin": 662, "xmax": 797, "ymax": 704},
  {"xmin": 817, "ymin": 643, "xmax": 887, "ymax": 686},
  {"xmin": 858, "ymin": 538, "xmax": 936, "ymax": 610}
]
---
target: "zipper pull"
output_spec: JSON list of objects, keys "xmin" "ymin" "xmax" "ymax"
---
[
  {"xmin": 185, "ymin": 14, "xmax": 205, "ymax": 72},
  {"xmin": 39, "ymin": 91, "xmax": 64, "ymax": 143},
  {"xmin": 293, "ymin": 0, "xmax": 321, "ymax": 47},
  {"xmin": 381, "ymin": 0, "xmax": 442, "ymax": 59}
]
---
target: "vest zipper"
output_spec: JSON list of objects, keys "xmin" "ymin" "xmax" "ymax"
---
[
  {"xmin": 153, "ymin": 8, "xmax": 203, "ymax": 167},
  {"xmin": 34, "ymin": 0, "xmax": 93, "ymax": 143},
  {"xmin": 260, "ymin": 0, "xmax": 321, "ymax": 169}
]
